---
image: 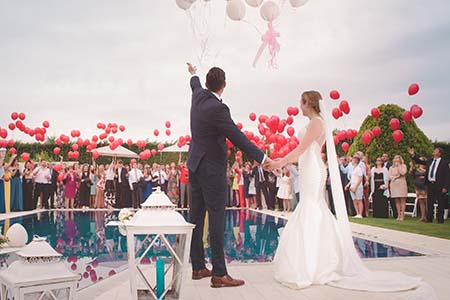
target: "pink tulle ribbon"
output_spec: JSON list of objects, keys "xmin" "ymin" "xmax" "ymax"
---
[{"xmin": 252, "ymin": 21, "xmax": 280, "ymax": 68}]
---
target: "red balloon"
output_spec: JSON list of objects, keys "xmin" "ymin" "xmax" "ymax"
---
[
  {"xmin": 70, "ymin": 130, "xmax": 77, "ymax": 138},
  {"xmin": 341, "ymin": 142, "xmax": 350, "ymax": 153},
  {"xmin": 372, "ymin": 126, "xmax": 382, "ymax": 137},
  {"xmin": 258, "ymin": 114, "xmax": 268, "ymax": 123},
  {"xmin": 392, "ymin": 130, "xmax": 403, "ymax": 143},
  {"xmin": 7, "ymin": 139, "xmax": 14, "ymax": 147},
  {"xmin": 42, "ymin": 121, "xmax": 50, "ymax": 128},
  {"xmin": 157, "ymin": 143, "xmax": 164, "ymax": 151},
  {"xmin": 345, "ymin": 130, "xmax": 353, "ymax": 140},
  {"xmin": 8, "ymin": 123, "xmax": 15, "ymax": 131},
  {"xmin": 109, "ymin": 142, "xmax": 118, "ymax": 151},
  {"xmin": 111, "ymin": 127, "xmax": 118, "ymax": 134},
  {"xmin": 237, "ymin": 122, "xmax": 243, "ymax": 130},
  {"xmin": 53, "ymin": 147, "xmax": 60, "ymax": 156},
  {"xmin": 127, "ymin": 139, "xmax": 133, "ymax": 146},
  {"xmin": 165, "ymin": 129, "xmax": 171, "ymax": 136},
  {"xmin": 153, "ymin": 129, "xmax": 159, "ymax": 136},
  {"xmin": 105, "ymin": 127, "xmax": 111, "ymax": 134},
  {"xmin": 286, "ymin": 116, "xmax": 294, "ymax": 125},
  {"xmin": 99, "ymin": 133, "xmax": 108, "ymax": 140},
  {"xmin": 57, "ymin": 173, "xmax": 65, "ymax": 182},
  {"xmin": 18, "ymin": 113, "xmax": 25, "ymax": 120},
  {"xmin": 151, "ymin": 149, "xmax": 157, "ymax": 156},
  {"xmin": 362, "ymin": 130, "xmax": 373, "ymax": 145},
  {"xmin": 408, "ymin": 83, "xmax": 419, "ymax": 96},
  {"xmin": 165, "ymin": 121, "xmax": 171, "ymax": 128},
  {"xmin": 371, "ymin": 108, "xmax": 380, "ymax": 119},
  {"xmin": 108, "ymin": 136, "xmax": 115, "ymax": 143},
  {"xmin": 0, "ymin": 128, "xmax": 8, "ymax": 139},
  {"xmin": 333, "ymin": 136, "xmax": 339, "ymax": 145},
  {"xmin": 329, "ymin": 90, "xmax": 340, "ymax": 100},
  {"xmin": 71, "ymin": 144, "xmax": 79, "ymax": 151},
  {"xmin": 403, "ymin": 111, "xmax": 412, "ymax": 123},
  {"xmin": 389, "ymin": 118, "xmax": 400, "ymax": 131},
  {"xmin": 0, "ymin": 140, "xmax": 6, "ymax": 148},
  {"xmin": 119, "ymin": 125, "xmax": 125, "ymax": 132},
  {"xmin": 97, "ymin": 123, "xmax": 105, "ymax": 129},
  {"xmin": 249, "ymin": 113, "xmax": 256, "ymax": 121},
  {"xmin": 92, "ymin": 151, "xmax": 99, "ymax": 159},
  {"xmin": 287, "ymin": 127, "xmax": 295, "ymax": 137},
  {"xmin": 287, "ymin": 107, "xmax": 295, "ymax": 116},
  {"xmin": 11, "ymin": 112, "xmax": 18, "ymax": 120},
  {"xmin": 332, "ymin": 108, "xmax": 342, "ymax": 119},
  {"xmin": 9, "ymin": 147, "xmax": 16, "ymax": 155},
  {"xmin": 21, "ymin": 152, "xmax": 30, "ymax": 161},
  {"xmin": 291, "ymin": 107, "xmax": 299, "ymax": 116},
  {"xmin": 411, "ymin": 105, "xmax": 423, "ymax": 119},
  {"xmin": 339, "ymin": 100, "xmax": 350, "ymax": 115}
]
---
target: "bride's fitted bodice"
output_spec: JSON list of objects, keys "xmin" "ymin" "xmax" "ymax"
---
[{"xmin": 297, "ymin": 118, "xmax": 326, "ymax": 201}]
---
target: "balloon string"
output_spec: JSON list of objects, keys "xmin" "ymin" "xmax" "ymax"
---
[{"xmin": 241, "ymin": 19, "xmax": 263, "ymax": 35}]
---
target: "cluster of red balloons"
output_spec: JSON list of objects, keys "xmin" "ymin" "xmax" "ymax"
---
[
  {"xmin": 330, "ymin": 90, "xmax": 351, "ymax": 119},
  {"xmin": 177, "ymin": 135, "xmax": 191, "ymax": 148},
  {"xmin": 6, "ymin": 112, "xmax": 51, "ymax": 142}
]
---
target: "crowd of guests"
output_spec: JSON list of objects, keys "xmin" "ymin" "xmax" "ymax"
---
[
  {"xmin": 0, "ymin": 150, "xmax": 191, "ymax": 212},
  {"xmin": 337, "ymin": 149, "xmax": 450, "ymax": 224},
  {"xmin": 1, "ymin": 147, "xmax": 449, "ymax": 223}
]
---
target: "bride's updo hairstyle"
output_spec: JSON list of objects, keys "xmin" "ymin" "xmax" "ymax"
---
[{"xmin": 301, "ymin": 91, "xmax": 322, "ymax": 114}]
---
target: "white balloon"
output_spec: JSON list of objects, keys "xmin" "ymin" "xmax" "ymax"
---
[
  {"xmin": 245, "ymin": 0, "xmax": 263, "ymax": 7},
  {"xmin": 227, "ymin": 0, "xmax": 246, "ymax": 21},
  {"xmin": 175, "ymin": 0, "xmax": 192, "ymax": 10},
  {"xmin": 289, "ymin": 0, "xmax": 309, "ymax": 8},
  {"xmin": 260, "ymin": 1, "xmax": 280, "ymax": 22},
  {"xmin": 6, "ymin": 223, "xmax": 28, "ymax": 247}
]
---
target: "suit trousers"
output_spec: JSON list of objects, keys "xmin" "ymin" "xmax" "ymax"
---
[
  {"xmin": 33, "ymin": 183, "xmax": 50, "ymax": 209},
  {"xmin": 427, "ymin": 183, "xmax": 446, "ymax": 223},
  {"xmin": 189, "ymin": 162, "xmax": 227, "ymax": 277},
  {"xmin": 255, "ymin": 182, "xmax": 270, "ymax": 209},
  {"xmin": 131, "ymin": 183, "xmax": 143, "ymax": 209}
]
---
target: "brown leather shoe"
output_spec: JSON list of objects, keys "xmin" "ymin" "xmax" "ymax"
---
[
  {"xmin": 192, "ymin": 268, "xmax": 212, "ymax": 280},
  {"xmin": 211, "ymin": 275, "xmax": 245, "ymax": 288}
]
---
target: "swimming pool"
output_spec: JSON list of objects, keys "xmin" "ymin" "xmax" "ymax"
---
[{"xmin": 0, "ymin": 209, "xmax": 422, "ymax": 289}]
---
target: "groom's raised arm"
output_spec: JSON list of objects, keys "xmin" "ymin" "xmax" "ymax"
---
[
  {"xmin": 190, "ymin": 75, "xmax": 202, "ymax": 93},
  {"xmin": 211, "ymin": 103, "xmax": 265, "ymax": 164}
]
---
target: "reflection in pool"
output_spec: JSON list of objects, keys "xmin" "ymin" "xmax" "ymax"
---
[{"xmin": 0, "ymin": 209, "xmax": 421, "ymax": 290}]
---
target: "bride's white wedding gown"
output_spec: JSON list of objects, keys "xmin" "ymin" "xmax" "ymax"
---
[{"xmin": 273, "ymin": 116, "xmax": 436, "ymax": 299}]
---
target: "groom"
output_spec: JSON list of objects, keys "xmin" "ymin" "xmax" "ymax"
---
[{"xmin": 187, "ymin": 63, "xmax": 269, "ymax": 287}]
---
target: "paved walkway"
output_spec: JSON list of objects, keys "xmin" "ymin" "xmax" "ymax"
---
[{"xmin": 75, "ymin": 208, "xmax": 450, "ymax": 300}]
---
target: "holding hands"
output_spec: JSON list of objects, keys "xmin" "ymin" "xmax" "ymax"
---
[{"xmin": 264, "ymin": 157, "xmax": 286, "ymax": 171}]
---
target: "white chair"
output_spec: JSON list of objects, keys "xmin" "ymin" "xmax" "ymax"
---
[{"xmin": 405, "ymin": 193, "xmax": 418, "ymax": 217}]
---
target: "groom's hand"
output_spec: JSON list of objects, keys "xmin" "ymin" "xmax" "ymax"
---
[{"xmin": 187, "ymin": 62, "xmax": 197, "ymax": 75}]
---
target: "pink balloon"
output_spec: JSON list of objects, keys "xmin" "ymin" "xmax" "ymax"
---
[
  {"xmin": 341, "ymin": 142, "xmax": 349, "ymax": 153},
  {"xmin": 372, "ymin": 126, "xmax": 382, "ymax": 137},
  {"xmin": 392, "ymin": 130, "xmax": 403, "ymax": 143},
  {"xmin": 403, "ymin": 111, "xmax": 412, "ymax": 123},
  {"xmin": 371, "ymin": 108, "xmax": 380, "ymax": 119},
  {"xmin": 389, "ymin": 118, "xmax": 400, "ymax": 131}
]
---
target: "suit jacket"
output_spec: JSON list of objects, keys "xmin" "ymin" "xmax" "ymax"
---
[
  {"xmin": 187, "ymin": 75, "xmax": 264, "ymax": 173},
  {"xmin": 252, "ymin": 166, "xmax": 268, "ymax": 187},
  {"xmin": 50, "ymin": 170, "xmax": 59, "ymax": 190},
  {"xmin": 411, "ymin": 155, "xmax": 450, "ymax": 189},
  {"xmin": 115, "ymin": 168, "xmax": 128, "ymax": 185}
]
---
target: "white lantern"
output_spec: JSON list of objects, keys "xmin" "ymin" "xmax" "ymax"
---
[
  {"xmin": 227, "ymin": 0, "xmax": 246, "ymax": 21},
  {"xmin": 245, "ymin": 0, "xmax": 263, "ymax": 7},
  {"xmin": 0, "ymin": 236, "xmax": 79, "ymax": 300},
  {"xmin": 6, "ymin": 223, "xmax": 28, "ymax": 247},
  {"xmin": 175, "ymin": 0, "xmax": 192, "ymax": 10},
  {"xmin": 260, "ymin": 1, "xmax": 280, "ymax": 22},
  {"xmin": 115, "ymin": 188, "xmax": 195, "ymax": 300},
  {"xmin": 289, "ymin": 0, "xmax": 309, "ymax": 8}
]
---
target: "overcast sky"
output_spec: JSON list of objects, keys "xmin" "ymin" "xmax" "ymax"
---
[{"xmin": 1, "ymin": 0, "xmax": 449, "ymax": 144}]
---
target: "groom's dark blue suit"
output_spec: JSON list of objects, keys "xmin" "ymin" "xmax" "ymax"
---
[{"xmin": 188, "ymin": 75, "xmax": 265, "ymax": 276}]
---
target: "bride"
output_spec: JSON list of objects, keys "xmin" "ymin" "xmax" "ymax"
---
[{"xmin": 265, "ymin": 91, "xmax": 435, "ymax": 298}]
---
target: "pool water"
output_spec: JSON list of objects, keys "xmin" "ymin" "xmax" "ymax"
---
[{"xmin": 0, "ymin": 210, "xmax": 422, "ymax": 289}]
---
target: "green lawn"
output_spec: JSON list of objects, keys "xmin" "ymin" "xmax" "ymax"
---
[{"xmin": 349, "ymin": 216, "xmax": 450, "ymax": 240}]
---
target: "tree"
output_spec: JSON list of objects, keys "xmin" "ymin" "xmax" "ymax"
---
[{"xmin": 348, "ymin": 104, "xmax": 434, "ymax": 164}]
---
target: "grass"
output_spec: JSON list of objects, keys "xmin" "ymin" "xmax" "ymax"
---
[{"xmin": 349, "ymin": 216, "xmax": 450, "ymax": 240}]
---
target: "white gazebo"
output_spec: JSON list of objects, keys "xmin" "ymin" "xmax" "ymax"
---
[
  {"xmin": 0, "ymin": 236, "xmax": 80, "ymax": 300},
  {"xmin": 92, "ymin": 145, "xmax": 139, "ymax": 158},
  {"xmin": 121, "ymin": 188, "xmax": 194, "ymax": 300}
]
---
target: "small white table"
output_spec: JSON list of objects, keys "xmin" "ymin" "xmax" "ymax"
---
[{"xmin": 0, "ymin": 260, "xmax": 79, "ymax": 300}]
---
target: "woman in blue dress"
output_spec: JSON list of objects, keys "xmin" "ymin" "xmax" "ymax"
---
[
  {"xmin": 143, "ymin": 165, "xmax": 153, "ymax": 200},
  {"xmin": 10, "ymin": 158, "xmax": 23, "ymax": 211}
]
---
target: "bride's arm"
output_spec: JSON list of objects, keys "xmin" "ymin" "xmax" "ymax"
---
[{"xmin": 278, "ymin": 118, "xmax": 323, "ymax": 166}]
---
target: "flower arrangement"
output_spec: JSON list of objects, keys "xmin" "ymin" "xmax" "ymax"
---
[
  {"xmin": 0, "ymin": 234, "xmax": 8, "ymax": 247},
  {"xmin": 118, "ymin": 208, "xmax": 134, "ymax": 223}
]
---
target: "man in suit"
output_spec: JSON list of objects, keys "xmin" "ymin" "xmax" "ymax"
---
[
  {"xmin": 409, "ymin": 147, "xmax": 450, "ymax": 223},
  {"xmin": 48, "ymin": 163, "xmax": 59, "ymax": 209},
  {"xmin": 187, "ymin": 63, "xmax": 270, "ymax": 288},
  {"xmin": 115, "ymin": 160, "xmax": 129, "ymax": 208},
  {"xmin": 252, "ymin": 164, "xmax": 270, "ymax": 210}
]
